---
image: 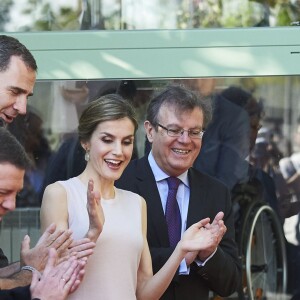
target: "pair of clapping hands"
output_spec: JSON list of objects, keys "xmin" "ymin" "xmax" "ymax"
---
[
  {"xmin": 21, "ymin": 223, "xmax": 96, "ymax": 300},
  {"xmin": 179, "ymin": 212, "xmax": 227, "ymax": 264}
]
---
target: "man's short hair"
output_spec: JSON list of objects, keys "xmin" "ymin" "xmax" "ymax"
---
[
  {"xmin": 0, "ymin": 127, "xmax": 31, "ymax": 170},
  {"xmin": 146, "ymin": 83, "xmax": 212, "ymax": 128},
  {"xmin": 0, "ymin": 35, "xmax": 37, "ymax": 72}
]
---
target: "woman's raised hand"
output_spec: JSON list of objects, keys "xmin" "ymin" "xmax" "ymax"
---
[{"xmin": 86, "ymin": 179, "xmax": 105, "ymax": 242}]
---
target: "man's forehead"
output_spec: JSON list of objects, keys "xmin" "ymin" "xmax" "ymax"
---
[
  {"xmin": 0, "ymin": 163, "xmax": 25, "ymax": 181},
  {"xmin": 159, "ymin": 104, "xmax": 203, "ymax": 124},
  {"xmin": 3, "ymin": 58, "xmax": 36, "ymax": 97}
]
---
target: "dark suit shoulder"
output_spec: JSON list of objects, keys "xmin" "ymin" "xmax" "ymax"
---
[
  {"xmin": 189, "ymin": 167, "xmax": 230, "ymax": 192},
  {"xmin": 121, "ymin": 158, "xmax": 141, "ymax": 175},
  {"xmin": 116, "ymin": 159, "xmax": 137, "ymax": 186},
  {"xmin": 116, "ymin": 157, "xmax": 150, "ymax": 189}
]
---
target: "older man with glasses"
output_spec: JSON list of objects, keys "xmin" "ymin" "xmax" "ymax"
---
[{"xmin": 116, "ymin": 83, "xmax": 241, "ymax": 300}]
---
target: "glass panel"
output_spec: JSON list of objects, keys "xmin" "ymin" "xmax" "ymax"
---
[
  {"xmin": 1, "ymin": 0, "xmax": 300, "ymax": 33},
  {"xmin": 8, "ymin": 76, "xmax": 299, "ymax": 205},
  {"xmin": 2, "ymin": 76, "xmax": 300, "ymax": 298}
]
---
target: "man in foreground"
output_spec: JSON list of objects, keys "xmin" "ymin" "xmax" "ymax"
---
[{"xmin": 0, "ymin": 127, "xmax": 87, "ymax": 299}]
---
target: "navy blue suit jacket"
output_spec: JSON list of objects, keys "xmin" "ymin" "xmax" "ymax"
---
[{"xmin": 0, "ymin": 285, "xmax": 31, "ymax": 300}]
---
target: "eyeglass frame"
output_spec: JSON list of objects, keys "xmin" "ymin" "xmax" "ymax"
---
[{"xmin": 156, "ymin": 123, "xmax": 205, "ymax": 139}]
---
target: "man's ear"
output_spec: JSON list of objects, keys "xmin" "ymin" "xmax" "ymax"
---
[{"xmin": 144, "ymin": 121, "xmax": 154, "ymax": 143}]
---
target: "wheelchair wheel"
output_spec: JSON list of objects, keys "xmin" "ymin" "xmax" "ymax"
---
[{"xmin": 244, "ymin": 205, "xmax": 287, "ymax": 299}]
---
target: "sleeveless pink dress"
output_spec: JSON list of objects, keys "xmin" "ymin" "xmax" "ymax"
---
[{"xmin": 59, "ymin": 177, "xmax": 144, "ymax": 300}]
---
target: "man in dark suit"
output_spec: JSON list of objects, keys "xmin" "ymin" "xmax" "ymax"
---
[
  {"xmin": 0, "ymin": 127, "xmax": 86, "ymax": 300},
  {"xmin": 116, "ymin": 84, "xmax": 241, "ymax": 299},
  {"xmin": 0, "ymin": 35, "xmax": 95, "ymax": 293}
]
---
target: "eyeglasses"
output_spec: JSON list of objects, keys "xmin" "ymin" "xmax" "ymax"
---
[{"xmin": 157, "ymin": 123, "xmax": 204, "ymax": 139}]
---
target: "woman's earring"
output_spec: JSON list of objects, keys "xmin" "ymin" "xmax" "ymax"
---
[{"xmin": 85, "ymin": 150, "xmax": 90, "ymax": 162}]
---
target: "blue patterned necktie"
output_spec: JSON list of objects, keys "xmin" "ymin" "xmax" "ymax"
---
[{"xmin": 165, "ymin": 177, "xmax": 181, "ymax": 247}]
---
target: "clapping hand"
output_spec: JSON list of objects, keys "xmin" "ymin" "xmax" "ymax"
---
[
  {"xmin": 21, "ymin": 223, "xmax": 73, "ymax": 272},
  {"xmin": 86, "ymin": 179, "xmax": 105, "ymax": 242},
  {"xmin": 58, "ymin": 238, "xmax": 96, "ymax": 263},
  {"xmin": 180, "ymin": 212, "xmax": 227, "ymax": 261},
  {"xmin": 180, "ymin": 218, "xmax": 212, "ymax": 252},
  {"xmin": 30, "ymin": 248, "xmax": 86, "ymax": 300},
  {"xmin": 21, "ymin": 223, "xmax": 96, "ymax": 274},
  {"xmin": 198, "ymin": 211, "xmax": 227, "ymax": 261}
]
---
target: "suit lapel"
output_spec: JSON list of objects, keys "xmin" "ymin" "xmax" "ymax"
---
[{"xmin": 186, "ymin": 168, "xmax": 209, "ymax": 228}]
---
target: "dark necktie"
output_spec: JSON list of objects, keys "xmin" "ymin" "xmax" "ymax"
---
[{"xmin": 165, "ymin": 177, "xmax": 181, "ymax": 247}]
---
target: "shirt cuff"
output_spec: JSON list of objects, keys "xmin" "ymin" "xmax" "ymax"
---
[
  {"xmin": 178, "ymin": 258, "xmax": 190, "ymax": 275},
  {"xmin": 194, "ymin": 248, "xmax": 218, "ymax": 267}
]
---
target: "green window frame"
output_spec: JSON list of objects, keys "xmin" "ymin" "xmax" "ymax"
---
[{"xmin": 10, "ymin": 27, "xmax": 300, "ymax": 80}]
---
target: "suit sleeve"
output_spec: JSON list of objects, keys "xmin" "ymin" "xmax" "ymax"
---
[
  {"xmin": 0, "ymin": 285, "xmax": 31, "ymax": 300},
  {"xmin": 193, "ymin": 187, "xmax": 242, "ymax": 296}
]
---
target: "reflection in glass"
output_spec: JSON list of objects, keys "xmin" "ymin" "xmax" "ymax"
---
[
  {"xmin": 4, "ymin": 76, "xmax": 299, "ymax": 298},
  {"xmin": 25, "ymin": 77, "xmax": 300, "ymax": 206},
  {"xmin": 2, "ymin": 0, "xmax": 300, "ymax": 32}
]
